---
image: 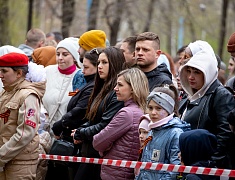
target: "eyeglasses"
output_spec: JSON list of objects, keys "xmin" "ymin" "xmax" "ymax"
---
[{"xmin": 90, "ymin": 48, "xmax": 101, "ymax": 55}]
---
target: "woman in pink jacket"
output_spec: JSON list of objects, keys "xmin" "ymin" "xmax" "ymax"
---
[{"xmin": 93, "ymin": 68, "xmax": 149, "ymax": 180}]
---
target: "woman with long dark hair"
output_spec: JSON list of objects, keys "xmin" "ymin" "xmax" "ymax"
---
[{"xmin": 72, "ymin": 47, "xmax": 126, "ymax": 180}]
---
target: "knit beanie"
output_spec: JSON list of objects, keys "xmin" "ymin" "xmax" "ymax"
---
[
  {"xmin": 56, "ymin": 37, "xmax": 79, "ymax": 61},
  {"xmin": 179, "ymin": 129, "xmax": 217, "ymax": 166},
  {"xmin": 32, "ymin": 46, "xmax": 56, "ymax": 67},
  {"xmin": 79, "ymin": 30, "xmax": 106, "ymax": 51},
  {"xmin": 139, "ymin": 114, "xmax": 151, "ymax": 131},
  {"xmin": 227, "ymin": 32, "xmax": 235, "ymax": 53}
]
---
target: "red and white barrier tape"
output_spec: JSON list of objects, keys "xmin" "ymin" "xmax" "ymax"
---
[{"xmin": 39, "ymin": 154, "xmax": 235, "ymax": 177}]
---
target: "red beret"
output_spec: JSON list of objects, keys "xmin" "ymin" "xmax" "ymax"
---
[
  {"xmin": 227, "ymin": 32, "xmax": 235, "ymax": 53},
  {"xmin": 0, "ymin": 52, "xmax": 28, "ymax": 67}
]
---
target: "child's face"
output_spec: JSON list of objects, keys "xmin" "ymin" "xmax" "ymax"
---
[
  {"xmin": 139, "ymin": 128, "xmax": 149, "ymax": 147},
  {"xmin": 147, "ymin": 100, "xmax": 169, "ymax": 123}
]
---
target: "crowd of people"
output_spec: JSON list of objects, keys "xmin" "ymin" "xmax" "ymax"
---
[{"xmin": 0, "ymin": 27, "xmax": 235, "ymax": 180}]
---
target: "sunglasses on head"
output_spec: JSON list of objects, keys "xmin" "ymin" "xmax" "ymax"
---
[{"xmin": 90, "ymin": 48, "xmax": 101, "ymax": 55}]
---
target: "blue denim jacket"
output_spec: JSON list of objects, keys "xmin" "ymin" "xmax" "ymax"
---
[{"xmin": 137, "ymin": 117, "xmax": 190, "ymax": 180}]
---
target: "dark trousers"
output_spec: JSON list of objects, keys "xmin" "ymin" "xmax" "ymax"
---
[
  {"xmin": 74, "ymin": 163, "xmax": 101, "ymax": 180},
  {"xmin": 45, "ymin": 161, "xmax": 79, "ymax": 180}
]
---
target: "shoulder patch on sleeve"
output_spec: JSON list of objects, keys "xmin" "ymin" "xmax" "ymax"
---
[
  {"xmin": 27, "ymin": 108, "xmax": 35, "ymax": 118},
  {"xmin": 25, "ymin": 120, "xmax": 36, "ymax": 128}
]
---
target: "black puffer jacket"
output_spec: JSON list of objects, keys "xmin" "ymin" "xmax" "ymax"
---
[
  {"xmin": 52, "ymin": 74, "xmax": 95, "ymax": 142},
  {"xmin": 77, "ymin": 90, "xmax": 124, "ymax": 158},
  {"xmin": 179, "ymin": 80, "xmax": 235, "ymax": 169},
  {"xmin": 144, "ymin": 63, "xmax": 172, "ymax": 91}
]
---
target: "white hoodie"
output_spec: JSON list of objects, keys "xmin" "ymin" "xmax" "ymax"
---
[{"xmin": 179, "ymin": 51, "xmax": 218, "ymax": 102}]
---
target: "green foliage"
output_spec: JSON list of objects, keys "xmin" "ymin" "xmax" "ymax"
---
[
  {"xmin": 8, "ymin": 0, "xmax": 40, "ymax": 46},
  {"xmin": 8, "ymin": 0, "xmax": 28, "ymax": 46}
]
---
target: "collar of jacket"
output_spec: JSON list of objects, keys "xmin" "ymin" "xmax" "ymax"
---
[
  {"xmin": 188, "ymin": 79, "xmax": 220, "ymax": 106},
  {"xmin": 3, "ymin": 77, "xmax": 25, "ymax": 92}
]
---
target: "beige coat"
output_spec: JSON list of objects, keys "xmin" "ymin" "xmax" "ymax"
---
[{"xmin": 0, "ymin": 78, "xmax": 45, "ymax": 167}]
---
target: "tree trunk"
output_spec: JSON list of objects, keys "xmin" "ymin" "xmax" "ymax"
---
[
  {"xmin": 88, "ymin": 0, "xmax": 100, "ymax": 30},
  {"xmin": 126, "ymin": 4, "xmax": 136, "ymax": 35},
  {"xmin": 27, "ymin": 0, "xmax": 33, "ymax": 31},
  {"xmin": 62, "ymin": 0, "xmax": 75, "ymax": 38},
  {"xmin": 0, "ymin": 0, "xmax": 10, "ymax": 45},
  {"xmin": 143, "ymin": 0, "xmax": 156, "ymax": 32},
  {"xmin": 165, "ymin": 0, "xmax": 172, "ymax": 54},
  {"xmin": 218, "ymin": 0, "xmax": 228, "ymax": 58},
  {"xmin": 104, "ymin": 0, "xmax": 124, "ymax": 46}
]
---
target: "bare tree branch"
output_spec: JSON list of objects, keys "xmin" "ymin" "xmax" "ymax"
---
[
  {"xmin": 218, "ymin": 0, "xmax": 228, "ymax": 57},
  {"xmin": 45, "ymin": 0, "xmax": 61, "ymax": 18}
]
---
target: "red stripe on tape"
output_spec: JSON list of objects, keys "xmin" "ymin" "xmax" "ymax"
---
[
  {"xmin": 145, "ymin": 162, "xmax": 152, "ymax": 170},
  {"xmin": 135, "ymin": 161, "xmax": 142, "ymax": 169},
  {"xmin": 202, "ymin": 168, "xmax": 212, "ymax": 175},
  {"xmin": 214, "ymin": 169, "xmax": 224, "ymax": 176},
  {"xmin": 65, "ymin": 156, "xmax": 69, "ymax": 162},
  {"xmin": 81, "ymin": 157, "xmax": 86, "ymax": 163},
  {"xmin": 178, "ymin": 165, "xmax": 186, "ymax": 172},
  {"xmin": 116, "ymin": 160, "xmax": 122, "ymax": 167},
  {"xmin": 156, "ymin": 163, "xmax": 163, "ymax": 170},
  {"xmin": 98, "ymin": 158, "xmax": 103, "ymax": 165},
  {"xmin": 189, "ymin": 166, "xmax": 199, "ymax": 174},
  {"xmin": 167, "ymin": 164, "xmax": 175, "ymax": 171},
  {"xmin": 125, "ymin": 161, "xmax": 132, "ymax": 168},
  {"xmin": 89, "ymin": 158, "xmax": 94, "ymax": 164},
  {"xmin": 107, "ymin": 159, "xmax": 112, "ymax": 165}
]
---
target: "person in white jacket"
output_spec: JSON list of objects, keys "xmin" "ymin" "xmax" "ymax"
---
[{"xmin": 42, "ymin": 38, "xmax": 86, "ymax": 131}]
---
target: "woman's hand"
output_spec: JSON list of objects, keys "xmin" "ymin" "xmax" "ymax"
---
[
  {"xmin": 54, "ymin": 135, "xmax": 60, "ymax": 140},
  {"xmin": 71, "ymin": 129, "xmax": 83, "ymax": 144}
]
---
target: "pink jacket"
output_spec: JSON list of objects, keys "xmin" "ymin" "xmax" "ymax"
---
[{"xmin": 93, "ymin": 99, "xmax": 142, "ymax": 180}]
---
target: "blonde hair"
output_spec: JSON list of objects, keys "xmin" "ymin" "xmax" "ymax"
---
[{"xmin": 117, "ymin": 68, "xmax": 149, "ymax": 111}]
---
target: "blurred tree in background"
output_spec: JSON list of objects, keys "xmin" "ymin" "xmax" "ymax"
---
[
  {"xmin": 88, "ymin": 0, "xmax": 100, "ymax": 30},
  {"xmin": 62, "ymin": 0, "xmax": 75, "ymax": 38},
  {"xmin": 0, "ymin": 0, "xmax": 10, "ymax": 46}
]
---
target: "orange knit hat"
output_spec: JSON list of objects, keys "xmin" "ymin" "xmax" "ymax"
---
[
  {"xmin": 0, "ymin": 52, "xmax": 28, "ymax": 67},
  {"xmin": 227, "ymin": 32, "xmax": 235, "ymax": 53},
  {"xmin": 32, "ymin": 46, "xmax": 56, "ymax": 67},
  {"xmin": 79, "ymin": 30, "xmax": 106, "ymax": 51}
]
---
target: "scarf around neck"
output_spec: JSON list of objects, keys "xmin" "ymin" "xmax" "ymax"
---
[
  {"xmin": 148, "ymin": 113, "xmax": 174, "ymax": 129},
  {"xmin": 58, "ymin": 64, "xmax": 76, "ymax": 75}
]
